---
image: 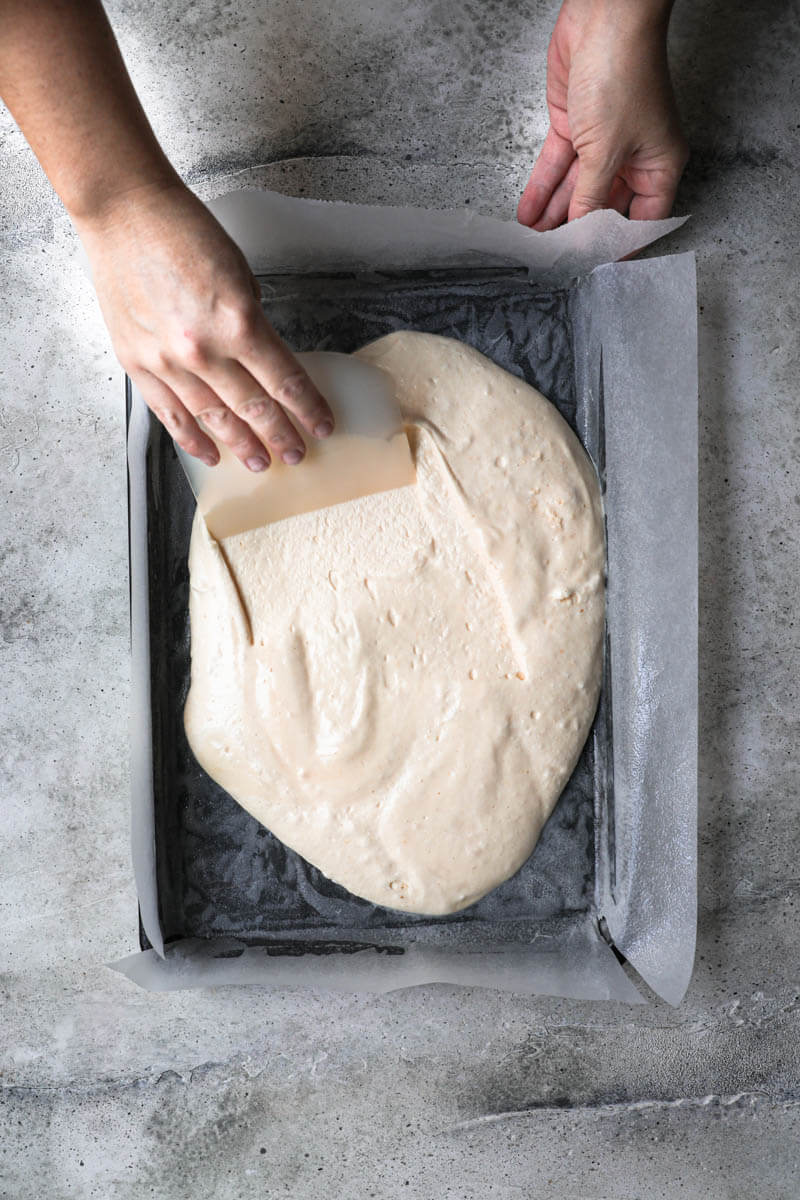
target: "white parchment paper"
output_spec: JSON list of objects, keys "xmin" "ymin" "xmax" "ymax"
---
[
  {"xmin": 208, "ymin": 188, "xmax": 685, "ymax": 284},
  {"xmin": 575, "ymin": 256, "xmax": 698, "ymax": 1005},
  {"xmin": 117, "ymin": 189, "xmax": 696, "ymax": 1003}
]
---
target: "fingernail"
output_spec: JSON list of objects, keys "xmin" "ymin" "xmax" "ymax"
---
[
  {"xmin": 246, "ymin": 455, "xmax": 269, "ymax": 472},
  {"xmin": 282, "ymin": 448, "xmax": 304, "ymax": 466},
  {"xmin": 314, "ymin": 419, "xmax": 334, "ymax": 438},
  {"xmin": 202, "ymin": 453, "xmax": 219, "ymax": 467}
]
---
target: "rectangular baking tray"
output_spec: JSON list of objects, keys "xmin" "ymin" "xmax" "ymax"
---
[{"xmin": 120, "ymin": 255, "xmax": 697, "ymax": 1003}]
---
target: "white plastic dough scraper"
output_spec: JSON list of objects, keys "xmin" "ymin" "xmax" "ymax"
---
[{"xmin": 175, "ymin": 351, "xmax": 416, "ymax": 541}]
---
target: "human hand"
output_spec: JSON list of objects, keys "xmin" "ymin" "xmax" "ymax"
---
[
  {"xmin": 76, "ymin": 182, "xmax": 335, "ymax": 470},
  {"xmin": 517, "ymin": 0, "xmax": 688, "ymax": 229}
]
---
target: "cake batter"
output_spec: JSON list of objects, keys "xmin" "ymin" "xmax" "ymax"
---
[{"xmin": 184, "ymin": 332, "xmax": 605, "ymax": 915}]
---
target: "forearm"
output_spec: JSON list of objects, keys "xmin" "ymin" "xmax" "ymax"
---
[
  {"xmin": 0, "ymin": 0, "xmax": 179, "ymax": 224},
  {"xmin": 566, "ymin": 0, "xmax": 676, "ymax": 33}
]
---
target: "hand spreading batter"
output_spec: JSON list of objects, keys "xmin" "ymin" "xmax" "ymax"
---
[{"xmin": 0, "ymin": 0, "xmax": 335, "ymax": 473}]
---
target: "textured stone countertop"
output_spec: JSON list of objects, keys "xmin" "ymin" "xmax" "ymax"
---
[{"xmin": 1, "ymin": 2, "xmax": 798, "ymax": 1197}]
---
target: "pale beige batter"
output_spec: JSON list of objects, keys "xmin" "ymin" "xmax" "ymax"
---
[{"xmin": 184, "ymin": 332, "xmax": 605, "ymax": 915}]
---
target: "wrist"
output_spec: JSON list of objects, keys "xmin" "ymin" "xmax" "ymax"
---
[
  {"xmin": 572, "ymin": 0, "xmax": 674, "ymax": 35},
  {"xmin": 69, "ymin": 167, "xmax": 186, "ymax": 234},
  {"xmin": 68, "ymin": 167, "xmax": 183, "ymax": 229}
]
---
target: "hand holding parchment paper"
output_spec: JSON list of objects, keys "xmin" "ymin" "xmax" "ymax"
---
[
  {"xmin": 1, "ymin": 0, "xmax": 687, "ymax": 470},
  {"xmin": 518, "ymin": 0, "xmax": 688, "ymax": 228}
]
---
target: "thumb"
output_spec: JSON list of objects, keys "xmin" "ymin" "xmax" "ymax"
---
[{"xmin": 568, "ymin": 155, "xmax": 619, "ymax": 221}]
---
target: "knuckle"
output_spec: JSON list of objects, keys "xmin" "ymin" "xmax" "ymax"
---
[
  {"xmin": 164, "ymin": 408, "xmax": 184, "ymax": 430},
  {"xmin": 240, "ymin": 396, "xmax": 294, "ymax": 444},
  {"xmin": 225, "ymin": 301, "xmax": 260, "ymax": 346},
  {"xmin": 195, "ymin": 405, "xmax": 230, "ymax": 427},
  {"xmin": 181, "ymin": 435, "xmax": 205, "ymax": 457},
  {"xmin": 151, "ymin": 405, "xmax": 178, "ymax": 433},
  {"xmin": 574, "ymin": 196, "xmax": 604, "ymax": 213},
  {"xmin": 178, "ymin": 332, "xmax": 208, "ymax": 369},
  {"xmin": 273, "ymin": 372, "xmax": 309, "ymax": 409},
  {"xmin": 151, "ymin": 351, "xmax": 173, "ymax": 376},
  {"xmin": 238, "ymin": 394, "xmax": 272, "ymax": 421}
]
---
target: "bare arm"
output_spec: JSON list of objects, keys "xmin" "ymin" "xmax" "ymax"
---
[
  {"xmin": 0, "ymin": 0, "xmax": 179, "ymax": 221},
  {"xmin": 0, "ymin": 0, "xmax": 335, "ymax": 469}
]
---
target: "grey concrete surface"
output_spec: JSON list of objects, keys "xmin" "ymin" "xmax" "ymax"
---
[{"xmin": 1, "ymin": 1, "xmax": 798, "ymax": 1197}]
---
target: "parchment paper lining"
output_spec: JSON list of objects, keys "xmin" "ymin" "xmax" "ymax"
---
[{"xmin": 116, "ymin": 191, "xmax": 696, "ymax": 1003}]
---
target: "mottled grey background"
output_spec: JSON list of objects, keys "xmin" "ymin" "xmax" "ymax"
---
[{"xmin": 1, "ymin": 1, "xmax": 798, "ymax": 1197}]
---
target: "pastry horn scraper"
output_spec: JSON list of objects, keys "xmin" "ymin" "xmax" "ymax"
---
[{"xmin": 175, "ymin": 351, "xmax": 416, "ymax": 541}]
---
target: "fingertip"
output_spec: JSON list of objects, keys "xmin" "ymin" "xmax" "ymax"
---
[
  {"xmin": 313, "ymin": 418, "xmax": 334, "ymax": 439},
  {"xmin": 246, "ymin": 454, "xmax": 270, "ymax": 472},
  {"xmin": 629, "ymin": 194, "xmax": 675, "ymax": 221},
  {"xmin": 517, "ymin": 190, "xmax": 542, "ymax": 228},
  {"xmin": 533, "ymin": 211, "xmax": 563, "ymax": 233},
  {"xmin": 517, "ymin": 178, "xmax": 553, "ymax": 228}
]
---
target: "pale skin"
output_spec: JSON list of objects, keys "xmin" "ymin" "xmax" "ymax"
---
[
  {"xmin": 517, "ymin": 0, "xmax": 688, "ymax": 228},
  {"xmin": 1, "ymin": 0, "xmax": 687, "ymax": 470},
  {"xmin": 0, "ymin": 0, "xmax": 334, "ymax": 471}
]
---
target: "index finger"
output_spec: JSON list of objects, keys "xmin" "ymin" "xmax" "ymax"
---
[{"xmin": 240, "ymin": 316, "xmax": 335, "ymax": 440}]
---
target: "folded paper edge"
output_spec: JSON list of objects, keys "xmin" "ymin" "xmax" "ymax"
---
[
  {"xmin": 587, "ymin": 253, "xmax": 698, "ymax": 1007},
  {"xmin": 127, "ymin": 384, "xmax": 165, "ymax": 958},
  {"xmin": 206, "ymin": 186, "xmax": 687, "ymax": 285},
  {"xmin": 107, "ymin": 919, "xmax": 645, "ymax": 1003}
]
